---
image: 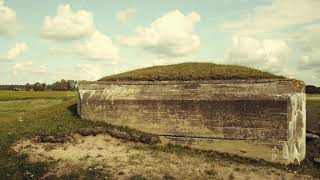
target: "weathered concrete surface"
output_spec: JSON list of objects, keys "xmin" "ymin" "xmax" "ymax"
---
[{"xmin": 78, "ymin": 79, "xmax": 306, "ymax": 164}]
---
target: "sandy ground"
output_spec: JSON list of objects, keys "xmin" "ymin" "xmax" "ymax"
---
[{"xmin": 13, "ymin": 134, "xmax": 314, "ymax": 180}]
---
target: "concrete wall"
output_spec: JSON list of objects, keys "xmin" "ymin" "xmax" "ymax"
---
[{"xmin": 78, "ymin": 79, "xmax": 306, "ymax": 164}]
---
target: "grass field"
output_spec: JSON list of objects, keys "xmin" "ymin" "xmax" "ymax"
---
[
  {"xmin": 0, "ymin": 91, "xmax": 92, "ymax": 179},
  {"xmin": 100, "ymin": 63, "xmax": 283, "ymax": 81},
  {"xmin": 0, "ymin": 91, "xmax": 75, "ymax": 101},
  {"xmin": 0, "ymin": 91, "xmax": 160, "ymax": 179},
  {"xmin": 0, "ymin": 91, "xmax": 319, "ymax": 179},
  {"xmin": 307, "ymin": 94, "xmax": 320, "ymax": 101}
]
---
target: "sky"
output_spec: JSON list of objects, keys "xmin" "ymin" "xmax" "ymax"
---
[{"xmin": 0, "ymin": 0, "xmax": 319, "ymax": 85}]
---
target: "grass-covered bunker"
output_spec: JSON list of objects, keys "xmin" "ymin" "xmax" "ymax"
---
[{"xmin": 78, "ymin": 63, "xmax": 306, "ymax": 165}]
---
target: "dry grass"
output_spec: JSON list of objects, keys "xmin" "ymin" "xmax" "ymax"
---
[
  {"xmin": 99, "ymin": 63, "xmax": 283, "ymax": 81},
  {"xmin": 13, "ymin": 134, "xmax": 312, "ymax": 180}
]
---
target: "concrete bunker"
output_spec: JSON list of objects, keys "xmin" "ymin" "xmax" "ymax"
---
[{"xmin": 77, "ymin": 63, "xmax": 306, "ymax": 165}]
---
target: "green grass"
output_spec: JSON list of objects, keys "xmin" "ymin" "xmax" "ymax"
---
[
  {"xmin": 99, "ymin": 63, "xmax": 283, "ymax": 81},
  {"xmin": 307, "ymin": 95, "xmax": 320, "ymax": 101},
  {"xmin": 0, "ymin": 90, "xmax": 158, "ymax": 179},
  {"xmin": 0, "ymin": 90, "xmax": 76, "ymax": 101},
  {"xmin": 306, "ymin": 95, "xmax": 320, "ymax": 132},
  {"xmin": 0, "ymin": 91, "xmax": 92, "ymax": 179},
  {"xmin": 307, "ymin": 95, "xmax": 320, "ymax": 119},
  {"xmin": 306, "ymin": 95, "xmax": 320, "ymax": 122}
]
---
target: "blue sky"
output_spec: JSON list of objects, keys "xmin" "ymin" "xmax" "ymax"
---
[{"xmin": 0, "ymin": 0, "xmax": 319, "ymax": 85}]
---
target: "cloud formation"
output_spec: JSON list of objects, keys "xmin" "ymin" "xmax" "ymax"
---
[
  {"xmin": 53, "ymin": 63, "xmax": 105, "ymax": 82},
  {"xmin": 12, "ymin": 61, "xmax": 47, "ymax": 76},
  {"xmin": 225, "ymin": 36, "xmax": 291, "ymax": 74},
  {"xmin": 42, "ymin": 4, "xmax": 95, "ymax": 40},
  {"xmin": 6, "ymin": 43, "xmax": 28, "ymax": 60},
  {"xmin": 221, "ymin": 0, "xmax": 320, "ymax": 81},
  {"xmin": 49, "ymin": 31, "xmax": 119, "ymax": 62},
  {"xmin": 116, "ymin": 9, "xmax": 136, "ymax": 24},
  {"xmin": 1, "ymin": 43, "xmax": 28, "ymax": 61},
  {"xmin": 76, "ymin": 31, "xmax": 119, "ymax": 62},
  {"xmin": 297, "ymin": 24, "xmax": 320, "ymax": 71},
  {"xmin": 0, "ymin": 0, "xmax": 18, "ymax": 35},
  {"xmin": 76, "ymin": 64, "xmax": 104, "ymax": 81},
  {"xmin": 120, "ymin": 10, "xmax": 200, "ymax": 57},
  {"xmin": 223, "ymin": 0, "xmax": 320, "ymax": 36}
]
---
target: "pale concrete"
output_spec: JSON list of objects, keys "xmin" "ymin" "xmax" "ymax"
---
[{"xmin": 78, "ymin": 79, "xmax": 306, "ymax": 164}]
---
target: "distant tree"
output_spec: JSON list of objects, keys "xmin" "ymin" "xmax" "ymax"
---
[
  {"xmin": 25, "ymin": 83, "xmax": 33, "ymax": 91},
  {"xmin": 33, "ymin": 82, "xmax": 46, "ymax": 91},
  {"xmin": 306, "ymin": 85, "xmax": 320, "ymax": 94},
  {"xmin": 0, "ymin": 85, "xmax": 24, "ymax": 90},
  {"xmin": 68, "ymin": 80, "xmax": 78, "ymax": 90},
  {"xmin": 0, "ymin": 79, "xmax": 77, "ymax": 92},
  {"xmin": 50, "ymin": 79, "xmax": 71, "ymax": 91}
]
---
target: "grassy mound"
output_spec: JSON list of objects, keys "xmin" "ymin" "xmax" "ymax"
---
[{"xmin": 100, "ymin": 63, "xmax": 283, "ymax": 81}]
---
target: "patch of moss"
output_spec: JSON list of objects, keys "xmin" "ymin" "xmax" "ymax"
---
[{"xmin": 99, "ymin": 63, "xmax": 283, "ymax": 81}]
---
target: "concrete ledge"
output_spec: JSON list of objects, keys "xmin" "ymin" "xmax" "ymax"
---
[{"xmin": 78, "ymin": 79, "xmax": 306, "ymax": 164}]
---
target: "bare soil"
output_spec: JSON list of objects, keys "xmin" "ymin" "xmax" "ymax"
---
[{"xmin": 12, "ymin": 133, "xmax": 317, "ymax": 180}]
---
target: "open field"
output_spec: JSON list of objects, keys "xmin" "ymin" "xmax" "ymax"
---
[
  {"xmin": 0, "ymin": 91, "xmax": 319, "ymax": 179},
  {"xmin": 306, "ymin": 94, "xmax": 320, "ymax": 134},
  {"xmin": 307, "ymin": 95, "xmax": 320, "ymax": 101},
  {"xmin": 0, "ymin": 91, "xmax": 76, "ymax": 101}
]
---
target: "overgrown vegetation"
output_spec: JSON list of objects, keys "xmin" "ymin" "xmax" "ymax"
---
[{"xmin": 100, "ymin": 63, "xmax": 283, "ymax": 81}]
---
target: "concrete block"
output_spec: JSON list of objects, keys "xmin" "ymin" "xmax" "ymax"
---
[{"xmin": 78, "ymin": 79, "xmax": 306, "ymax": 164}]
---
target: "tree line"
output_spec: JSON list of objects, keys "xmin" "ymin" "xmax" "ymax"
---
[
  {"xmin": 306, "ymin": 85, "xmax": 320, "ymax": 94},
  {"xmin": 0, "ymin": 80, "xmax": 78, "ymax": 91},
  {"xmin": 1, "ymin": 81, "xmax": 319, "ymax": 93}
]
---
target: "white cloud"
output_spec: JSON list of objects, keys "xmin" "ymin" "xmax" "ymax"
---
[
  {"xmin": 53, "ymin": 64, "xmax": 105, "ymax": 82},
  {"xmin": 297, "ymin": 24, "xmax": 320, "ymax": 71},
  {"xmin": 51, "ymin": 63, "xmax": 106, "ymax": 82},
  {"xmin": 75, "ymin": 64, "xmax": 104, "ymax": 81},
  {"xmin": 32, "ymin": 65, "xmax": 48, "ymax": 74},
  {"xmin": 76, "ymin": 31, "xmax": 119, "ymax": 62},
  {"xmin": 225, "ymin": 36, "xmax": 291, "ymax": 74},
  {"xmin": 6, "ymin": 43, "xmax": 28, "ymax": 60},
  {"xmin": 223, "ymin": 0, "xmax": 320, "ymax": 36},
  {"xmin": 42, "ymin": 4, "xmax": 95, "ymax": 40},
  {"xmin": 120, "ymin": 10, "xmax": 201, "ymax": 57},
  {"xmin": 12, "ymin": 61, "xmax": 47, "ymax": 76},
  {"xmin": 13, "ymin": 61, "xmax": 32, "ymax": 75},
  {"xmin": 47, "ymin": 31, "xmax": 119, "ymax": 62},
  {"xmin": 0, "ymin": 0, "xmax": 18, "ymax": 35},
  {"xmin": 116, "ymin": 9, "xmax": 136, "ymax": 24},
  {"xmin": 1, "ymin": 43, "xmax": 28, "ymax": 61},
  {"xmin": 299, "ymin": 54, "xmax": 320, "ymax": 71},
  {"xmin": 300, "ymin": 24, "xmax": 320, "ymax": 51},
  {"xmin": 221, "ymin": 0, "xmax": 320, "ymax": 82}
]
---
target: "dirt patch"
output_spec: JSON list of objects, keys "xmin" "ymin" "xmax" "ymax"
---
[
  {"xmin": 32, "ymin": 126, "xmax": 160, "ymax": 145},
  {"xmin": 13, "ymin": 134, "xmax": 314, "ymax": 179}
]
